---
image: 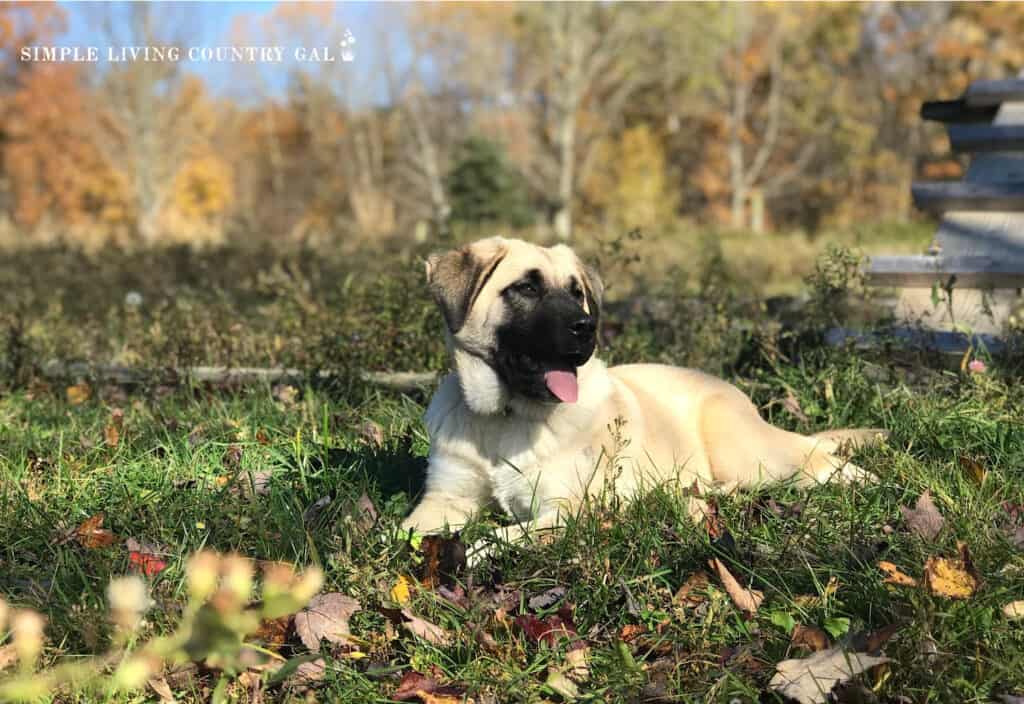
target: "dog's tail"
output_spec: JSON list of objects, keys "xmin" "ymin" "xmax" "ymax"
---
[{"xmin": 812, "ymin": 428, "xmax": 889, "ymax": 457}]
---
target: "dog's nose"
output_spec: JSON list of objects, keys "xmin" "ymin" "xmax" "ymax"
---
[{"xmin": 569, "ymin": 316, "xmax": 596, "ymax": 339}]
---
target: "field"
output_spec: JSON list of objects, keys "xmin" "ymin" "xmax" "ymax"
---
[{"xmin": 3, "ymin": 226, "xmax": 1024, "ymax": 703}]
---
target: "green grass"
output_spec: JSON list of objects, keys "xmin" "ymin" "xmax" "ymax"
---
[{"xmin": 3, "ymin": 346, "xmax": 1024, "ymax": 702}]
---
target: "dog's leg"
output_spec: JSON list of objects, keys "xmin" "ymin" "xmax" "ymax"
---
[{"xmin": 401, "ymin": 454, "xmax": 491, "ymax": 534}]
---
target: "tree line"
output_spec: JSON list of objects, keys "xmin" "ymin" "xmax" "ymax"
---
[{"xmin": 1, "ymin": 2, "xmax": 1022, "ymax": 250}]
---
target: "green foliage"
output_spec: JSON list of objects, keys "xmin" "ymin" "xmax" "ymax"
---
[{"xmin": 445, "ymin": 136, "xmax": 534, "ymax": 228}]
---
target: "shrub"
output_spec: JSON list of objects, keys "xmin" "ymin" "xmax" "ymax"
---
[{"xmin": 446, "ymin": 137, "xmax": 534, "ymax": 228}]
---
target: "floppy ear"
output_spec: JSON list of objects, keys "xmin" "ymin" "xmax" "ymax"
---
[
  {"xmin": 578, "ymin": 260, "xmax": 604, "ymax": 324},
  {"xmin": 425, "ymin": 244, "xmax": 507, "ymax": 333}
]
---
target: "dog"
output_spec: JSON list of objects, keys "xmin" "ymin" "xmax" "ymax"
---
[{"xmin": 402, "ymin": 236, "xmax": 884, "ymax": 544}]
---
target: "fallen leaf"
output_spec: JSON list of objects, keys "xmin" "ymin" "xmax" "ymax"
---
[
  {"xmin": 959, "ymin": 455, "xmax": 987, "ymax": 485},
  {"xmin": 419, "ymin": 535, "xmax": 467, "ymax": 589},
  {"xmin": 392, "ymin": 670, "xmax": 466, "ymax": 703},
  {"xmin": 256, "ymin": 429, "xmax": 270, "ymax": 445},
  {"xmin": 359, "ymin": 421, "xmax": 385, "ymax": 448},
  {"xmin": 273, "ymin": 384, "xmax": 298, "ymax": 406},
  {"xmin": 674, "ymin": 571, "xmax": 711, "ymax": 606},
  {"xmin": 529, "ymin": 586, "xmax": 568, "ymax": 611},
  {"xmin": 878, "ymin": 561, "xmax": 918, "ymax": 588},
  {"xmin": 515, "ymin": 605, "xmax": 582, "ymax": 648},
  {"xmin": 187, "ymin": 425, "xmax": 205, "ymax": 447},
  {"xmin": 859, "ymin": 622, "xmax": 903, "ymax": 653},
  {"xmin": 75, "ymin": 513, "xmax": 118, "ymax": 549},
  {"xmin": 147, "ymin": 677, "xmax": 174, "ymax": 703},
  {"xmin": 104, "ymin": 411, "xmax": 124, "ymax": 448},
  {"xmin": 254, "ymin": 616, "xmax": 292, "ymax": 649},
  {"xmin": 619, "ymin": 624, "xmax": 646, "ymax": 643},
  {"xmin": 791, "ymin": 624, "xmax": 830, "ymax": 652},
  {"xmin": 900, "ymin": 491, "xmax": 944, "ymax": 540},
  {"xmin": 126, "ymin": 538, "xmax": 169, "ymax": 577},
  {"xmin": 293, "ymin": 593, "xmax": 360, "ymax": 651},
  {"xmin": 222, "ymin": 444, "xmax": 243, "ymax": 469},
  {"xmin": 924, "ymin": 543, "xmax": 978, "ymax": 599},
  {"xmin": 783, "ymin": 389, "xmax": 810, "ymax": 422},
  {"xmin": 288, "ymin": 657, "xmax": 326, "ymax": 686},
  {"xmin": 66, "ymin": 382, "xmax": 91, "ymax": 405},
  {"xmin": 1003, "ymin": 601, "xmax": 1024, "ymax": 620},
  {"xmin": 233, "ymin": 470, "xmax": 272, "ymax": 498},
  {"xmin": 400, "ymin": 608, "xmax": 451, "ymax": 645},
  {"xmin": 391, "ymin": 575, "xmax": 414, "ymax": 605},
  {"xmin": 769, "ymin": 647, "xmax": 890, "ymax": 704},
  {"xmin": 302, "ymin": 495, "xmax": 332, "ymax": 525},
  {"xmin": 351, "ymin": 493, "xmax": 378, "ymax": 531},
  {"xmin": 708, "ymin": 558, "xmax": 763, "ymax": 615}
]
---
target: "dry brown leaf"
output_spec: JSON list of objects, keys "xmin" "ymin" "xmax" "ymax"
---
[
  {"xmin": 674, "ymin": 570, "xmax": 711, "ymax": 606},
  {"xmin": 1003, "ymin": 601, "xmax": 1024, "ymax": 620},
  {"xmin": 791, "ymin": 624, "xmax": 830, "ymax": 652},
  {"xmin": 254, "ymin": 616, "xmax": 291, "ymax": 649},
  {"xmin": 359, "ymin": 421, "xmax": 385, "ymax": 448},
  {"xmin": 769, "ymin": 647, "xmax": 890, "ymax": 704},
  {"xmin": 783, "ymin": 389, "xmax": 810, "ymax": 422},
  {"xmin": 147, "ymin": 677, "xmax": 175, "ymax": 703},
  {"xmin": 900, "ymin": 491, "xmax": 944, "ymax": 540},
  {"xmin": 392, "ymin": 670, "xmax": 466, "ymax": 703},
  {"xmin": 878, "ymin": 561, "xmax": 918, "ymax": 588},
  {"xmin": 401, "ymin": 608, "xmax": 452, "ymax": 645},
  {"xmin": 924, "ymin": 547, "xmax": 978, "ymax": 600},
  {"xmin": 0, "ymin": 644, "xmax": 17, "ymax": 672},
  {"xmin": 75, "ymin": 513, "xmax": 118, "ymax": 549},
  {"xmin": 287, "ymin": 657, "xmax": 326, "ymax": 686},
  {"xmin": 708, "ymin": 558, "xmax": 763, "ymax": 615},
  {"xmin": 272, "ymin": 384, "xmax": 298, "ymax": 406},
  {"xmin": 66, "ymin": 382, "xmax": 91, "ymax": 405},
  {"xmin": 419, "ymin": 535, "xmax": 467, "ymax": 590},
  {"xmin": 959, "ymin": 455, "xmax": 987, "ymax": 485},
  {"xmin": 104, "ymin": 423, "xmax": 120, "ymax": 448},
  {"xmin": 293, "ymin": 593, "xmax": 360, "ymax": 651}
]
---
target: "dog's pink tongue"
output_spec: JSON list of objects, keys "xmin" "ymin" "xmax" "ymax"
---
[{"xmin": 544, "ymin": 370, "xmax": 578, "ymax": 403}]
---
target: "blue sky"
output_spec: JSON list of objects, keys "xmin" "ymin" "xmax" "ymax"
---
[{"xmin": 55, "ymin": 1, "xmax": 408, "ymax": 103}]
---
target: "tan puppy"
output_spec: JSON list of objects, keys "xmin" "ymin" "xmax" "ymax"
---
[{"xmin": 402, "ymin": 237, "xmax": 882, "ymax": 542}]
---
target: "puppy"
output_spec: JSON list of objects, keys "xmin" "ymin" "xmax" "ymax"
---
[{"xmin": 402, "ymin": 237, "xmax": 883, "ymax": 542}]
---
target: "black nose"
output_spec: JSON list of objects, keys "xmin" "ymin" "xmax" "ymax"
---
[{"xmin": 569, "ymin": 316, "xmax": 596, "ymax": 339}]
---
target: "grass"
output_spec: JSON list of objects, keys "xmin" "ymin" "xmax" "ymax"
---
[
  {"xmin": 3, "ymin": 228, "xmax": 1024, "ymax": 702},
  {"xmin": 3, "ymin": 346, "xmax": 1024, "ymax": 702}
]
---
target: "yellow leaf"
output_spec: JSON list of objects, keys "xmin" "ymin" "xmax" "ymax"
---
[
  {"xmin": 391, "ymin": 575, "xmax": 413, "ymax": 605},
  {"xmin": 66, "ymin": 383, "xmax": 91, "ymax": 405},
  {"xmin": 924, "ymin": 554, "xmax": 977, "ymax": 600},
  {"xmin": 878, "ymin": 561, "xmax": 918, "ymax": 588}
]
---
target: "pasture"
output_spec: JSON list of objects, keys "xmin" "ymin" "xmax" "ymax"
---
[{"xmin": 3, "ymin": 228, "xmax": 1024, "ymax": 702}]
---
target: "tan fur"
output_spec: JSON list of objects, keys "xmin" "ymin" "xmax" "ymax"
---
[{"xmin": 403, "ymin": 237, "xmax": 884, "ymax": 542}]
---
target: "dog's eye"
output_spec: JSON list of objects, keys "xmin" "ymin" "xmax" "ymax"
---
[
  {"xmin": 569, "ymin": 282, "xmax": 585, "ymax": 301},
  {"xmin": 512, "ymin": 281, "xmax": 539, "ymax": 297}
]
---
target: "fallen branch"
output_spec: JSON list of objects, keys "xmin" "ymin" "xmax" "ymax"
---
[{"xmin": 39, "ymin": 361, "xmax": 439, "ymax": 393}]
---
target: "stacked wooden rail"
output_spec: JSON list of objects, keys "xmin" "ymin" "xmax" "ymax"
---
[{"xmin": 843, "ymin": 78, "xmax": 1024, "ymax": 356}]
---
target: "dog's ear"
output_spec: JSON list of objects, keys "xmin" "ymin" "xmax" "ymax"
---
[
  {"xmin": 578, "ymin": 259, "xmax": 604, "ymax": 323},
  {"xmin": 425, "ymin": 243, "xmax": 507, "ymax": 333}
]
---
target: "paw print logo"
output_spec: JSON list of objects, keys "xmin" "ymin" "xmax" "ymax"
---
[{"xmin": 339, "ymin": 28, "xmax": 356, "ymax": 63}]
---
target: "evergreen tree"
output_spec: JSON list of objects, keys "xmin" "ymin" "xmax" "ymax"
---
[{"xmin": 445, "ymin": 137, "xmax": 534, "ymax": 228}]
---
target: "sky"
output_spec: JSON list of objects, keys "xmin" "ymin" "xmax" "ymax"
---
[{"xmin": 54, "ymin": 1, "xmax": 409, "ymax": 104}]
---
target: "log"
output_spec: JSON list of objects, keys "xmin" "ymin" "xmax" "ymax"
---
[
  {"xmin": 866, "ymin": 254, "xmax": 1024, "ymax": 288},
  {"xmin": 39, "ymin": 361, "xmax": 439, "ymax": 392},
  {"xmin": 911, "ymin": 180, "xmax": 1024, "ymax": 213}
]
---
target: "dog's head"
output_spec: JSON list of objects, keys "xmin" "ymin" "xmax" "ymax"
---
[{"xmin": 426, "ymin": 237, "xmax": 603, "ymax": 414}]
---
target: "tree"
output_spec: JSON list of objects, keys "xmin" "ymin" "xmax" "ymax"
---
[
  {"xmin": 87, "ymin": 3, "xmax": 214, "ymax": 243},
  {"xmin": 446, "ymin": 136, "xmax": 533, "ymax": 228},
  {"xmin": 514, "ymin": 3, "xmax": 651, "ymax": 239}
]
